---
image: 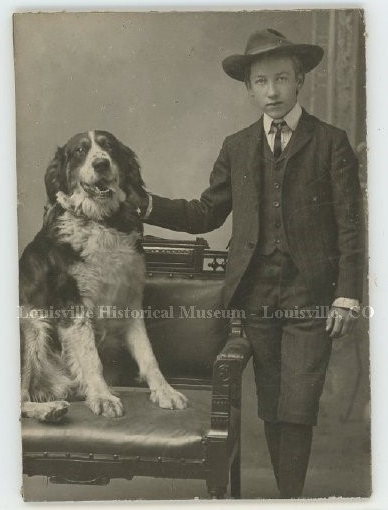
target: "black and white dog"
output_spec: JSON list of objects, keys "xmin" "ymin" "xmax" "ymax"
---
[{"xmin": 20, "ymin": 130, "xmax": 187, "ymax": 423}]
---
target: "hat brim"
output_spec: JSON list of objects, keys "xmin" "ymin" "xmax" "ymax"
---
[{"xmin": 222, "ymin": 44, "xmax": 324, "ymax": 81}]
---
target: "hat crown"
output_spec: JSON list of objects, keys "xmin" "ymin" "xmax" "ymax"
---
[
  {"xmin": 222, "ymin": 28, "xmax": 324, "ymax": 81},
  {"xmin": 245, "ymin": 28, "xmax": 292, "ymax": 56}
]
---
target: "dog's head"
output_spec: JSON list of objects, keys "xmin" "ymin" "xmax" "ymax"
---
[{"xmin": 45, "ymin": 130, "xmax": 145, "ymax": 220}]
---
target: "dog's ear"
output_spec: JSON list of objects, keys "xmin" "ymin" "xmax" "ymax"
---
[
  {"xmin": 118, "ymin": 140, "xmax": 145, "ymax": 188},
  {"xmin": 117, "ymin": 141, "xmax": 147, "ymax": 205},
  {"xmin": 44, "ymin": 146, "xmax": 68, "ymax": 204}
]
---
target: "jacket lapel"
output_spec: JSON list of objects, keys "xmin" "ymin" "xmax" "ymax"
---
[
  {"xmin": 279, "ymin": 108, "xmax": 318, "ymax": 163},
  {"xmin": 244, "ymin": 118, "xmax": 264, "ymax": 196}
]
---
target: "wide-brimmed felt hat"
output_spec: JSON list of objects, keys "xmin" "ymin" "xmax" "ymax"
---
[{"xmin": 222, "ymin": 28, "xmax": 324, "ymax": 81}]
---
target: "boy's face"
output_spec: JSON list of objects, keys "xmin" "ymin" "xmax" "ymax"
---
[{"xmin": 247, "ymin": 54, "xmax": 304, "ymax": 119}]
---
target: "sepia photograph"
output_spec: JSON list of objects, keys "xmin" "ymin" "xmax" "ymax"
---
[{"xmin": 13, "ymin": 9, "xmax": 370, "ymax": 502}]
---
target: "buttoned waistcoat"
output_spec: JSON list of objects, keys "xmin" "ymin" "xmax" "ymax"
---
[{"xmin": 147, "ymin": 109, "xmax": 364, "ymax": 307}]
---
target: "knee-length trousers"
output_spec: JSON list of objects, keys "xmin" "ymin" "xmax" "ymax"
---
[{"xmin": 240, "ymin": 249, "xmax": 332, "ymax": 426}]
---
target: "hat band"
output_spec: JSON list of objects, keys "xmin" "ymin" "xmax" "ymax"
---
[{"xmin": 246, "ymin": 41, "xmax": 293, "ymax": 56}]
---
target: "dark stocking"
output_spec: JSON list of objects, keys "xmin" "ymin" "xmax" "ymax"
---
[{"xmin": 264, "ymin": 421, "xmax": 313, "ymax": 498}]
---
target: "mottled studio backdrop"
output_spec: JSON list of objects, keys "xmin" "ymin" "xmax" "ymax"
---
[{"xmin": 14, "ymin": 10, "xmax": 366, "ymax": 252}]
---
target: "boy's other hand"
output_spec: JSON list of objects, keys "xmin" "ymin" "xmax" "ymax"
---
[{"xmin": 325, "ymin": 306, "xmax": 358, "ymax": 338}]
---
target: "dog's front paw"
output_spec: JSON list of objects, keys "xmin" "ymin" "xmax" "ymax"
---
[
  {"xmin": 86, "ymin": 393, "xmax": 124, "ymax": 418},
  {"xmin": 150, "ymin": 385, "xmax": 188, "ymax": 410}
]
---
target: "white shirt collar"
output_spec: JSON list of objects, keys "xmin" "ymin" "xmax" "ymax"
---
[{"xmin": 263, "ymin": 102, "xmax": 303, "ymax": 134}]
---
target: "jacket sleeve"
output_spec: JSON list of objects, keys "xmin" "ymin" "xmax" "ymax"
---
[
  {"xmin": 330, "ymin": 130, "xmax": 365, "ymax": 301},
  {"xmin": 145, "ymin": 138, "xmax": 232, "ymax": 234}
]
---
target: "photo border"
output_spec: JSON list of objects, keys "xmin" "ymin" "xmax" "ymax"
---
[{"xmin": 2, "ymin": 1, "xmax": 387, "ymax": 509}]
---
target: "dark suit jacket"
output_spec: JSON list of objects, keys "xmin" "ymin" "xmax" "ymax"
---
[{"xmin": 147, "ymin": 109, "xmax": 364, "ymax": 307}]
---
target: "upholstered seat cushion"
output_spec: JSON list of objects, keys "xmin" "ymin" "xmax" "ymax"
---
[{"xmin": 22, "ymin": 387, "xmax": 212, "ymax": 461}]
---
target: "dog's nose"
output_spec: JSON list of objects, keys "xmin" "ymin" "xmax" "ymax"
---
[{"xmin": 92, "ymin": 158, "xmax": 110, "ymax": 173}]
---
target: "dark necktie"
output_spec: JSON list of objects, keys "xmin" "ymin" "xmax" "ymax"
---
[{"xmin": 272, "ymin": 120, "xmax": 287, "ymax": 159}]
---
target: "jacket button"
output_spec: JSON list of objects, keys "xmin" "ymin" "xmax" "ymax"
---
[
  {"xmin": 273, "ymin": 201, "xmax": 280, "ymax": 207},
  {"xmin": 274, "ymin": 182, "xmax": 280, "ymax": 189},
  {"xmin": 247, "ymin": 241, "xmax": 255, "ymax": 249}
]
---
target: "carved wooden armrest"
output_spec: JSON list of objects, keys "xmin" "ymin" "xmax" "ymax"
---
[
  {"xmin": 209, "ymin": 334, "xmax": 251, "ymax": 442},
  {"xmin": 211, "ymin": 335, "xmax": 251, "ymax": 417},
  {"xmin": 205, "ymin": 335, "xmax": 251, "ymax": 490},
  {"xmin": 217, "ymin": 335, "xmax": 251, "ymax": 367}
]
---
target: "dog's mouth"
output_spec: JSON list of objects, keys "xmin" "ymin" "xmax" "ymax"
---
[{"xmin": 81, "ymin": 179, "xmax": 114, "ymax": 199}]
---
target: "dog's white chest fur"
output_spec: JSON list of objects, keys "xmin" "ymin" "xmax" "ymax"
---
[{"xmin": 57, "ymin": 210, "xmax": 144, "ymax": 309}]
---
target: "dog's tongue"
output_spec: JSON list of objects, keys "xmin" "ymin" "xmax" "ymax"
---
[{"xmin": 81, "ymin": 180, "xmax": 112, "ymax": 197}]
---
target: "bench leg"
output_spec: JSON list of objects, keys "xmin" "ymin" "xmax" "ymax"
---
[{"xmin": 230, "ymin": 443, "xmax": 241, "ymax": 498}]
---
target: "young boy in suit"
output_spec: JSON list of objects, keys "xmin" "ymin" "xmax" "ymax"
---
[{"xmin": 138, "ymin": 29, "xmax": 364, "ymax": 498}]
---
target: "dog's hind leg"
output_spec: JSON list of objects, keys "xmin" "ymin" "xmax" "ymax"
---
[
  {"xmin": 21, "ymin": 401, "xmax": 70, "ymax": 423},
  {"xmin": 20, "ymin": 317, "xmax": 70, "ymax": 423},
  {"xmin": 125, "ymin": 317, "xmax": 188, "ymax": 410},
  {"xmin": 58, "ymin": 316, "xmax": 123, "ymax": 418}
]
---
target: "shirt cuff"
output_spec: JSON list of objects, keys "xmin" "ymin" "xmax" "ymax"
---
[
  {"xmin": 142, "ymin": 192, "xmax": 153, "ymax": 219},
  {"xmin": 332, "ymin": 297, "xmax": 360, "ymax": 309}
]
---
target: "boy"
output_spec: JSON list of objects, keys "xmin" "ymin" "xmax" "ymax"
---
[{"xmin": 138, "ymin": 29, "xmax": 364, "ymax": 498}]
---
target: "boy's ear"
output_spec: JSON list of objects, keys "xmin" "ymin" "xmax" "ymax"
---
[{"xmin": 296, "ymin": 73, "xmax": 305, "ymax": 92}]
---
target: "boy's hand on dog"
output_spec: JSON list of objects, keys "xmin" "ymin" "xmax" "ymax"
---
[
  {"xmin": 325, "ymin": 306, "xmax": 358, "ymax": 338},
  {"xmin": 127, "ymin": 188, "xmax": 149, "ymax": 216}
]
